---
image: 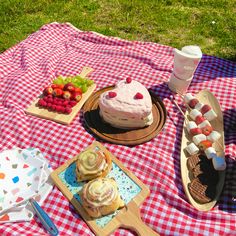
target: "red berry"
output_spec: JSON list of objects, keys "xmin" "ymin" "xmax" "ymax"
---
[
  {"xmin": 43, "ymin": 87, "xmax": 53, "ymax": 96},
  {"xmin": 134, "ymin": 92, "xmax": 143, "ymax": 99},
  {"xmin": 65, "ymin": 107, "xmax": 72, "ymax": 114},
  {"xmin": 52, "ymin": 84, "xmax": 64, "ymax": 89},
  {"xmin": 201, "ymin": 104, "xmax": 211, "ymax": 115},
  {"xmin": 53, "ymin": 97, "xmax": 63, "ymax": 105},
  {"xmin": 74, "ymin": 87, "xmax": 83, "ymax": 93},
  {"xmin": 58, "ymin": 101, "xmax": 64, "ymax": 106},
  {"xmin": 52, "ymin": 105, "xmax": 57, "ymax": 111},
  {"xmin": 108, "ymin": 92, "xmax": 117, "ymax": 98},
  {"xmin": 199, "ymin": 140, "xmax": 212, "ymax": 151},
  {"xmin": 189, "ymin": 98, "xmax": 199, "ymax": 108},
  {"xmin": 195, "ymin": 115, "xmax": 205, "ymax": 125},
  {"xmin": 47, "ymin": 102, "xmax": 53, "ymax": 109},
  {"xmin": 63, "ymin": 91, "xmax": 72, "ymax": 100},
  {"xmin": 63, "ymin": 100, "xmax": 69, "ymax": 106},
  {"xmin": 71, "ymin": 91, "xmax": 82, "ymax": 101},
  {"xmin": 201, "ymin": 125, "xmax": 213, "ymax": 136},
  {"xmin": 44, "ymin": 96, "xmax": 53, "ymax": 104},
  {"xmin": 60, "ymin": 107, "xmax": 66, "ymax": 113},
  {"xmin": 38, "ymin": 99, "xmax": 47, "ymax": 107},
  {"xmin": 69, "ymin": 100, "xmax": 77, "ymax": 107},
  {"xmin": 55, "ymin": 106, "xmax": 62, "ymax": 112},
  {"xmin": 43, "ymin": 95, "xmax": 53, "ymax": 102},
  {"xmin": 190, "ymin": 128, "xmax": 202, "ymax": 135},
  {"xmin": 53, "ymin": 88, "xmax": 63, "ymax": 97},
  {"xmin": 126, "ymin": 77, "xmax": 132, "ymax": 83},
  {"xmin": 64, "ymin": 83, "xmax": 75, "ymax": 92}
]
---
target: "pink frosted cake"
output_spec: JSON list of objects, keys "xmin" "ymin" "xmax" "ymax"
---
[{"xmin": 98, "ymin": 78, "xmax": 153, "ymax": 129}]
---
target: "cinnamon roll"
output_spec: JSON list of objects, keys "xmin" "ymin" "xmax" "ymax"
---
[
  {"xmin": 80, "ymin": 178, "xmax": 125, "ymax": 218},
  {"xmin": 75, "ymin": 149, "xmax": 112, "ymax": 182}
]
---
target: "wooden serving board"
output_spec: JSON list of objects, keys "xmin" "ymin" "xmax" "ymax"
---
[
  {"xmin": 180, "ymin": 90, "xmax": 226, "ymax": 211},
  {"xmin": 51, "ymin": 141, "xmax": 159, "ymax": 236},
  {"xmin": 83, "ymin": 86, "xmax": 167, "ymax": 145},
  {"xmin": 25, "ymin": 67, "xmax": 96, "ymax": 125}
]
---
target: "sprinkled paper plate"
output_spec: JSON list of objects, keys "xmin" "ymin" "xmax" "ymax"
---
[{"xmin": 0, "ymin": 149, "xmax": 45, "ymax": 214}]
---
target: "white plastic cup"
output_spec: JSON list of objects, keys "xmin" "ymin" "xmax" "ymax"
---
[
  {"xmin": 168, "ymin": 73, "xmax": 193, "ymax": 94},
  {"xmin": 168, "ymin": 45, "xmax": 202, "ymax": 94}
]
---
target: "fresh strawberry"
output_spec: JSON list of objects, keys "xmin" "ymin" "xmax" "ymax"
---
[
  {"xmin": 108, "ymin": 91, "xmax": 117, "ymax": 98},
  {"xmin": 64, "ymin": 83, "xmax": 75, "ymax": 92},
  {"xmin": 43, "ymin": 87, "xmax": 53, "ymax": 96},
  {"xmin": 52, "ymin": 84, "xmax": 64, "ymax": 89},
  {"xmin": 63, "ymin": 91, "xmax": 72, "ymax": 100},
  {"xmin": 198, "ymin": 140, "xmax": 212, "ymax": 151},
  {"xmin": 201, "ymin": 125, "xmax": 213, "ymax": 136},
  {"xmin": 126, "ymin": 77, "xmax": 132, "ymax": 83},
  {"xmin": 71, "ymin": 91, "xmax": 82, "ymax": 101},
  {"xmin": 53, "ymin": 88, "xmax": 63, "ymax": 97},
  {"xmin": 190, "ymin": 127, "xmax": 202, "ymax": 136},
  {"xmin": 189, "ymin": 98, "xmax": 199, "ymax": 108},
  {"xmin": 201, "ymin": 104, "xmax": 211, "ymax": 115},
  {"xmin": 134, "ymin": 92, "xmax": 143, "ymax": 99},
  {"xmin": 74, "ymin": 87, "xmax": 83, "ymax": 94},
  {"xmin": 195, "ymin": 115, "xmax": 205, "ymax": 125}
]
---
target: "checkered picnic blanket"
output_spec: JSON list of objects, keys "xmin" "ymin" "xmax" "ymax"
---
[{"xmin": 0, "ymin": 22, "xmax": 236, "ymax": 236}]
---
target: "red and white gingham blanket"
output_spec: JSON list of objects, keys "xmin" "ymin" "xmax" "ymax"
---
[{"xmin": 0, "ymin": 23, "xmax": 236, "ymax": 236}]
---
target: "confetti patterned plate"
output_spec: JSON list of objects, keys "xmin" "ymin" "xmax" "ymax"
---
[{"xmin": 0, "ymin": 149, "xmax": 45, "ymax": 214}]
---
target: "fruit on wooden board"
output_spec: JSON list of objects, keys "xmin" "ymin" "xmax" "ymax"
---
[{"xmin": 37, "ymin": 73, "xmax": 93, "ymax": 114}]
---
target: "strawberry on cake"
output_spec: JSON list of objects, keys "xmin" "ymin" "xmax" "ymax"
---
[{"xmin": 98, "ymin": 78, "xmax": 153, "ymax": 129}]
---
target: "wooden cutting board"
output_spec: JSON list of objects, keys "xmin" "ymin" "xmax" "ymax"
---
[
  {"xmin": 25, "ymin": 67, "xmax": 96, "ymax": 125},
  {"xmin": 180, "ymin": 90, "xmax": 226, "ymax": 211},
  {"xmin": 51, "ymin": 141, "xmax": 159, "ymax": 236}
]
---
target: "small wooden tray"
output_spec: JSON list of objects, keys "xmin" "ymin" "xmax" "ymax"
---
[
  {"xmin": 25, "ymin": 67, "xmax": 96, "ymax": 125},
  {"xmin": 83, "ymin": 86, "xmax": 167, "ymax": 145},
  {"xmin": 180, "ymin": 90, "xmax": 226, "ymax": 211},
  {"xmin": 51, "ymin": 141, "xmax": 159, "ymax": 236}
]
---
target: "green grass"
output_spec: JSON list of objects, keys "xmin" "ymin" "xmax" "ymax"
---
[{"xmin": 0, "ymin": 0, "xmax": 235, "ymax": 61}]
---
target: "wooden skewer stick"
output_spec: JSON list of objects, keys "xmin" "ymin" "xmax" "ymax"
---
[
  {"xmin": 176, "ymin": 92, "xmax": 193, "ymax": 110},
  {"xmin": 170, "ymin": 95, "xmax": 188, "ymax": 124}
]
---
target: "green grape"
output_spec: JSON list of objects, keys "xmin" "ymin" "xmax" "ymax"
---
[
  {"xmin": 81, "ymin": 84, "xmax": 88, "ymax": 93},
  {"xmin": 87, "ymin": 79, "xmax": 94, "ymax": 86},
  {"xmin": 73, "ymin": 82, "xmax": 82, "ymax": 88},
  {"xmin": 52, "ymin": 74, "xmax": 94, "ymax": 89}
]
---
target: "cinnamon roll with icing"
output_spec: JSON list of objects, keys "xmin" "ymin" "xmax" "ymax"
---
[
  {"xmin": 80, "ymin": 178, "xmax": 125, "ymax": 218},
  {"xmin": 76, "ymin": 149, "xmax": 112, "ymax": 182}
]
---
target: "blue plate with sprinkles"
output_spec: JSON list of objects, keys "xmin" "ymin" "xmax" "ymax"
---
[{"xmin": 51, "ymin": 141, "xmax": 152, "ymax": 236}]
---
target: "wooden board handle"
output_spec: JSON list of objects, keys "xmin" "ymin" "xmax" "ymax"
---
[
  {"xmin": 117, "ymin": 201, "xmax": 159, "ymax": 236},
  {"xmin": 79, "ymin": 66, "xmax": 94, "ymax": 78}
]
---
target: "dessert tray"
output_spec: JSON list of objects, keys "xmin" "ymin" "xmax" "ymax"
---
[
  {"xmin": 83, "ymin": 86, "xmax": 167, "ymax": 145},
  {"xmin": 25, "ymin": 67, "xmax": 96, "ymax": 125},
  {"xmin": 51, "ymin": 142, "xmax": 159, "ymax": 236},
  {"xmin": 180, "ymin": 90, "xmax": 225, "ymax": 211}
]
